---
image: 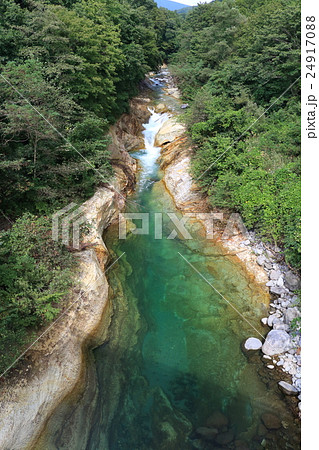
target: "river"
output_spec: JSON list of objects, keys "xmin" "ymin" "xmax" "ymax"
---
[{"xmin": 41, "ymin": 70, "xmax": 300, "ymax": 450}]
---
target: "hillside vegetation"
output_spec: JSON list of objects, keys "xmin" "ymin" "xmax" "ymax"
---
[
  {"xmin": 0, "ymin": 0, "xmax": 178, "ymax": 374},
  {"xmin": 0, "ymin": 0, "xmax": 179, "ymax": 216},
  {"xmin": 170, "ymin": 0, "xmax": 301, "ymax": 268},
  {"xmin": 0, "ymin": 0, "xmax": 300, "ymax": 375}
]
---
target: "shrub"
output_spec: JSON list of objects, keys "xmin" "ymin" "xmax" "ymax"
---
[{"xmin": 0, "ymin": 213, "xmax": 76, "ymax": 374}]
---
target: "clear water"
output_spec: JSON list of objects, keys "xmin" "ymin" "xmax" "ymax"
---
[
  {"xmin": 41, "ymin": 71, "xmax": 300, "ymax": 450},
  {"xmin": 84, "ymin": 73, "xmax": 300, "ymax": 449}
]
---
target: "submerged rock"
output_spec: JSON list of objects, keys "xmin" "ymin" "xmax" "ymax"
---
[
  {"xmin": 261, "ymin": 412, "xmax": 282, "ymax": 430},
  {"xmin": 205, "ymin": 411, "xmax": 229, "ymax": 429},
  {"xmin": 243, "ymin": 337, "xmax": 262, "ymax": 351},
  {"xmin": 151, "ymin": 387, "xmax": 192, "ymax": 448},
  {"xmin": 234, "ymin": 439, "xmax": 250, "ymax": 450},
  {"xmin": 257, "ymin": 424, "xmax": 268, "ymax": 436},
  {"xmin": 215, "ymin": 430, "xmax": 235, "ymax": 445},
  {"xmin": 196, "ymin": 427, "xmax": 218, "ymax": 440},
  {"xmin": 155, "ymin": 103, "xmax": 169, "ymax": 114},
  {"xmin": 262, "ymin": 330, "xmax": 292, "ymax": 356}
]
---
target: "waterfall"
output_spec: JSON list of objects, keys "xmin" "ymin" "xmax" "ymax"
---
[{"xmin": 134, "ymin": 108, "xmax": 169, "ymax": 189}]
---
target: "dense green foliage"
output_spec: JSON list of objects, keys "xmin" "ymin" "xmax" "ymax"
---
[
  {"xmin": 0, "ymin": 0, "xmax": 178, "ymax": 374},
  {"xmin": 170, "ymin": 0, "xmax": 301, "ymax": 267},
  {"xmin": 0, "ymin": 214, "xmax": 75, "ymax": 373},
  {"xmin": 0, "ymin": 0, "xmax": 178, "ymax": 216},
  {"xmin": 0, "ymin": 0, "xmax": 301, "ymax": 375}
]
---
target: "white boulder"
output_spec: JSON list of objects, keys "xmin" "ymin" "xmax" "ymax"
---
[
  {"xmin": 244, "ymin": 337, "xmax": 263, "ymax": 351},
  {"xmin": 154, "ymin": 118, "xmax": 185, "ymax": 146},
  {"xmin": 270, "ymin": 270, "xmax": 281, "ymax": 280},
  {"xmin": 278, "ymin": 381, "xmax": 299, "ymax": 395},
  {"xmin": 262, "ymin": 330, "xmax": 292, "ymax": 356}
]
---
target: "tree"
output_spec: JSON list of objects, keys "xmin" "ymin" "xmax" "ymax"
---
[
  {"xmin": 0, "ymin": 213, "xmax": 75, "ymax": 373},
  {"xmin": 170, "ymin": 0, "xmax": 301, "ymax": 267},
  {"xmin": 0, "ymin": 59, "xmax": 111, "ymax": 213}
]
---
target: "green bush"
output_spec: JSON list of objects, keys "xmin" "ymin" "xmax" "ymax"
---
[
  {"xmin": 0, "ymin": 214, "xmax": 76, "ymax": 374},
  {"xmin": 170, "ymin": 0, "xmax": 301, "ymax": 269}
]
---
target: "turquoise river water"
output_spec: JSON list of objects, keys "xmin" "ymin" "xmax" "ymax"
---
[{"xmin": 43, "ymin": 71, "xmax": 300, "ymax": 450}]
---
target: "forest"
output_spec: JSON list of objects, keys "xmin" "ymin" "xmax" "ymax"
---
[
  {"xmin": 0, "ymin": 0, "xmax": 300, "ymax": 373},
  {"xmin": 170, "ymin": 0, "xmax": 301, "ymax": 269}
]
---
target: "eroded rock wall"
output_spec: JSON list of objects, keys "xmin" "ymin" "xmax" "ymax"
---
[{"xmin": 0, "ymin": 95, "xmax": 150, "ymax": 450}]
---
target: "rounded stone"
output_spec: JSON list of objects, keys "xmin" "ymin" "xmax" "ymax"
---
[
  {"xmin": 283, "ymin": 307, "xmax": 301, "ymax": 325},
  {"xmin": 206, "ymin": 411, "xmax": 229, "ymax": 429},
  {"xmin": 284, "ymin": 271, "xmax": 301, "ymax": 291},
  {"xmin": 215, "ymin": 430, "xmax": 235, "ymax": 446},
  {"xmin": 278, "ymin": 381, "xmax": 299, "ymax": 396},
  {"xmin": 261, "ymin": 413, "xmax": 282, "ymax": 430},
  {"xmin": 270, "ymin": 270, "xmax": 281, "ymax": 281},
  {"xmin": 270, "ymin": 286, "xmax": 286, "ymax": 295},
  {"xmin": 262, "ymin": 330, "xmax": 292, "ymax": 356},
  {"xmin": 196, "ymin": 427, "xmax": 218, "ymax": 440},
  {"xmin": 257, "ymin": 255, "xmax": 266, "ymax": 265},
  {"xmin": 267, "ymin": 315, "xmax": 281, "ymax": 327},
  {"xmin": 273, "ymin": 323, "xmax": 289, "ymax": 331},
  {"xmin": 244, "ymin": 337, "xmax": 263, "ymax": 351}
]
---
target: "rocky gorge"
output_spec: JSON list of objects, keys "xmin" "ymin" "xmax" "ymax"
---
[
  {"xmin": 0, "ymin": 70, "xmax": 301, "ymax": 450},
  {"xmin": 0, "ymin": 93, "xmax": 152, "ymax": 449}
]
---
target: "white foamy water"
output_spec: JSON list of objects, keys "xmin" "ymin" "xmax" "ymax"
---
[{"xmin": 135, "ymin": 108, "xmax": 170, "ymax": 189}]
